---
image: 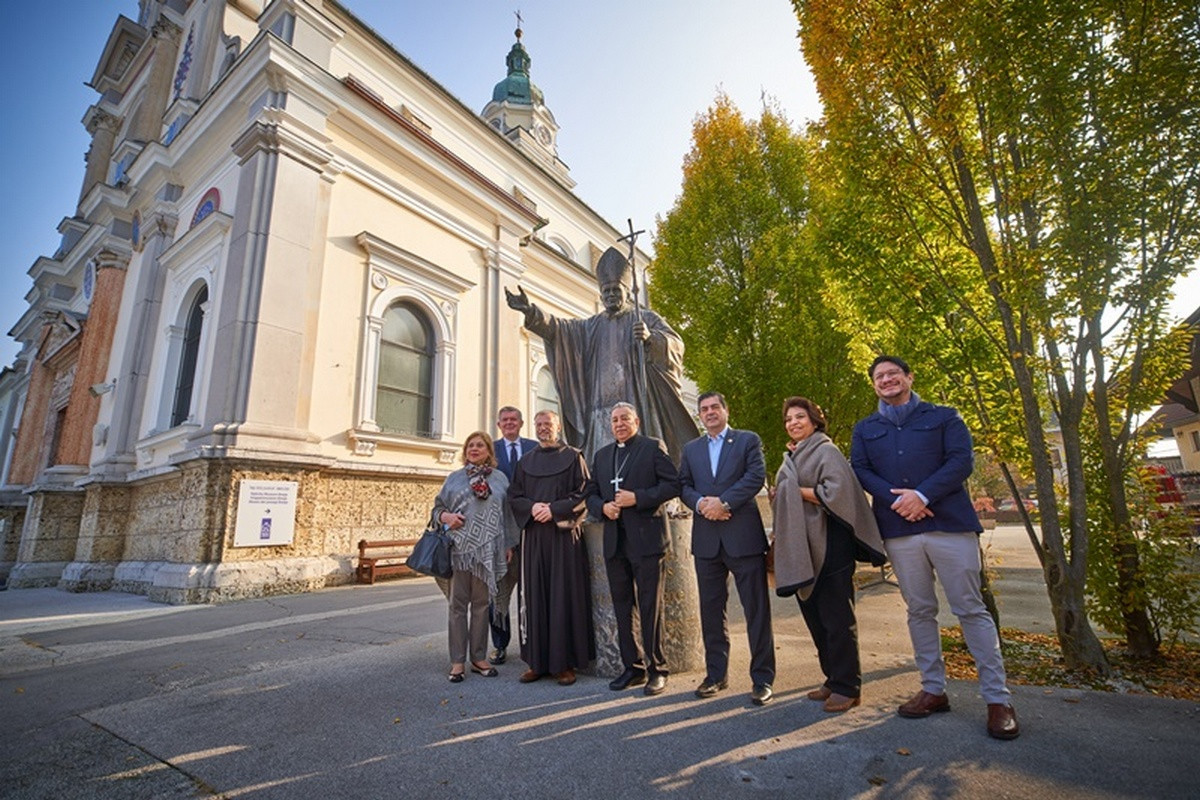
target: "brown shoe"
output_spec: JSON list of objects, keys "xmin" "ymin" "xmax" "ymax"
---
[
  {"xmin": 824, "ymin": 693, "xmax": 861, "ymax": 713},
  {"xmin": 556, "ymin": 669, "xmax": 576, "ymax": 686},
  {"xmin": 519, "ymin": 669, "xmax": 544, "ymax": 683},
  {"xmin": 806, "ymin": 686, "xmax": 833, "ymax": 702},
  {"xmin": 987, "ymin": 703, "xmax": 1020, "ymax": 739},
  {"xmin": 897, "ymin": 690, "xmax": 950, "ymax": 718}
]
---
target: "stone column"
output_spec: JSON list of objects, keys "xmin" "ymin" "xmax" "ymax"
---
[
  {"xmin": 79, "ymin": 108, "xmax": 120, "ymax": 204},
  {"xmin": 194, "ymin": 116, "xmax": 333, "ymax": 454},
  {"xmin": 96, "ymin": 205, "xmax": 178, "ymax": 474},
  {"xmin": 128, "ymin": 18, "xmax": 182, "ymax": 144},
  {"xmin": 583, "ymin": 511, "xmax": 704, "ymax": 678}
]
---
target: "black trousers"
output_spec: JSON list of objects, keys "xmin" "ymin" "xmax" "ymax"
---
[
  {"xmin": 489, "ymin": 544, "xmax": 520, "ymax": 650},
  {"xmin": 694, "ymin": 544, "xmax": 775, "ymax": 686},
  {"xmin": 606, "ymin": 529, "xmax": 667, "ymax": 675},
  {"xmin": 798, "ymin": 521, "xmax": 861, "ymax": 697}
]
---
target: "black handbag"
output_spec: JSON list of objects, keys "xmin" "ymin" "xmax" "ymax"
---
[{"xmin": 406, "ymin": 514, "xmax": 453, "ymax": 578}]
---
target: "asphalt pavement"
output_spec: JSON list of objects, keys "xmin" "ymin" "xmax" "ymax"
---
[{"xmin": 1, "ymin": 526, "xmax": 1197, "ymax": 799}]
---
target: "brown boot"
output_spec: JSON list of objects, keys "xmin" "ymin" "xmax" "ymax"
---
[
  {"xmin": 897, "ymin": 690, "xmax": 950, "ymax": 718},
  {"xmin": 987, "ymin": 703, "xmax": 1020, "ymax": 739},
  {"xmin": 556, "ymin": 669, "xmax": 576, "ymax": 686},
  {"xmin": 824, "ymin": 693, "xmax": 861, "ymax": 713},
  {"xmin": 806, "ymin": 686, "xmax": 833, "ymax": 701}
]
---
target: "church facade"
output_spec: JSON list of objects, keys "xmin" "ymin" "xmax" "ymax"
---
[{"xmin": 0, "ymin": 0, "xmax": 648, "ymax": 603}]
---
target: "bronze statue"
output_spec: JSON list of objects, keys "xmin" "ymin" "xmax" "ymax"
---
[{"xmin": 506, "ymin": 247, "xmax": 697, "ymax": 463}]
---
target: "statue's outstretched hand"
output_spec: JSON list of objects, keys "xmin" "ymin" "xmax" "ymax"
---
[{"xmin": 505, "ymin": 285, "xmax": 531, "ymax": 313}]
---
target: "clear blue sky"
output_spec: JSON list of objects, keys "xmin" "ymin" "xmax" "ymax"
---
[{"xmin": 1, "ymin": 1, "xmax": 1193, "ymax": 371}]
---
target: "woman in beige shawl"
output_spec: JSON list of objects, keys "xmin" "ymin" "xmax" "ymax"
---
[
  {"xmin": 771, "ymin": 397, "xmax": 886, "ymax": 712},
  {"xmin": 433, "ymin": 432, "xmax": 519, "ymax": 682}
]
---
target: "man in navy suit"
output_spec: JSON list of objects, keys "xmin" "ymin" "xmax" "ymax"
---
[
  {"xmin": 586, "ymin": 402, "xmax": 681, "ymax": 696},
  {"xmin": 851, "ymin": 356, "xmax": 1018, "ymax": 740},
  {"xmin": 679, "ymin": 392, "xmax": 775, "ymax": 705},
  {"xmin": 489, "ymin": 406, "xmax": 538, "ymax": 665}
]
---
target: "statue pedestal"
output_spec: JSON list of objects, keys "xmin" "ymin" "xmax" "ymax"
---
[{"xmin": 582, "ymin": 513, "xmax": 704, "ymax": 678}]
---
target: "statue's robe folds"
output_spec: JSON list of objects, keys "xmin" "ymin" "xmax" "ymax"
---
[{"xmin": 524, "ymin": 306, "xmax": 698, "ymax": 463}]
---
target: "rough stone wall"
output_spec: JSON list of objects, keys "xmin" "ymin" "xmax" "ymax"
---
[
  {"xmin": 8, "ymin": 490, "xmax": 85, "ymax": 587},
  {"xmin": 0, "ymin": 503, "xmax": 28, "ymax": 578},
  {"xmin": 74, "ymin": 483, "xmax": 132, "ymax": 563},
  {"xmin": 112, "ymin": 457, "xmax": 441, "ymax": 599}
]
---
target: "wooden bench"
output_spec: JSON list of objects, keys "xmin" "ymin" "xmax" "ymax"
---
[{"xmin": 356, "ymin": 538, "xmax": 420, "ymax": 584}]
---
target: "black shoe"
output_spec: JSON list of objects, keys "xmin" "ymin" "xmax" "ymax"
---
[
  {"xmin": 694, "ymin": 678, "xmax": 728, "ymax": 698},
  {"xmin": 751, "ymin": 683, "xmax": 773, "ymax": 706},
  {"xmin": 609, "ymin": 668, "xmax": 648, "ymax": 691},
  {"xmin": 644, "ymin": 673, "xmax": 668, "ymax": 696},
  {"xmin": 489, "ymin": 648, "xmax": 507, "ymax": 665}
]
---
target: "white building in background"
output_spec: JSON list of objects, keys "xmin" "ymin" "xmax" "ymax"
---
[{"xmin": 0, "ymin": 0, "xmax": 649, "ymax": 602}]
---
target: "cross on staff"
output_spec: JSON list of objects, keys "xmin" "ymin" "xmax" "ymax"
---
[{"xmin": 617, "ymin": 218, "xmax": 648, "ymax": 416}]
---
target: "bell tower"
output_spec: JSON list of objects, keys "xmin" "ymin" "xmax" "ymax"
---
[{"xmin": 481, "ymin": 18, "xmax": 574, "ymax": 188}]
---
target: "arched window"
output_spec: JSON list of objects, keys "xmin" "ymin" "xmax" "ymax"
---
[
  {"xmin": 377, "ymin": 302, "xmax": 434, "ymax": 436},
  {"xmin": 170, "ymin": 285, "xmax": 207, "ymax": 427},
  {"xmin": 535, "ymin": 366, "xmax": 560, "ymax": 420}
]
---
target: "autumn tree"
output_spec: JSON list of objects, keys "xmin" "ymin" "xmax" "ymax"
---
[
  {"xmin": 650, "ymin": 96, "xmax": 874, "ymax": 469},
  {"xmin": 796, "ymin": 0, "xmax": 1200, "ymax": 668}
]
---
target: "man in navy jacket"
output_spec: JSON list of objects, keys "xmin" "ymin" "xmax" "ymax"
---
[
  {"xmin": 851, "ymin": 356, "xmax": 1018, "ymax": 740},
  {"xmin": 489, "ymin": 406, "xmax": 538, "ymax": 665},
  {"xmin": 679, "ymin": 392, "xmax": 775, "ymax": 705}
]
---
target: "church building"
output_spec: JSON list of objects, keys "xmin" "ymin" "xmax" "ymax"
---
[{"xmin": 0, "ymin": 0, "xmax": 648, "ymax": 602}]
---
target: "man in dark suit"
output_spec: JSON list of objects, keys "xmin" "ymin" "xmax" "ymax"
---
[
  {"xmin": 489, "ymin": 406, "xmax": 539, "ymax": 665},
  {"xmin": 679, "ymin": 392, "xmax": 776, "ymax": 705},
  {"xmin": 585, "ymin": 402, "xmax": 681, "ymax": 696}
]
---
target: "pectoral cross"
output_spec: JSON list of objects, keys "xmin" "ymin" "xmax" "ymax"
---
[{"xmin": 610, "ymin": 474, "xmax": 624, "ymax": 493}]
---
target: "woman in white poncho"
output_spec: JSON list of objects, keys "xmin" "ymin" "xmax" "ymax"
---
[{"xmin": 432, "ymin": 432, "xmax": 519, "ymax": 682}]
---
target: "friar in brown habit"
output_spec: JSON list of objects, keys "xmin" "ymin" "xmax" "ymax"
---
[{"xmin": 508, "ymin": 409, "xmax": 595, "ymax": 685}]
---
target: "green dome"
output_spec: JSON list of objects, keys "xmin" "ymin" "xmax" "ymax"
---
[{"xmin": 491, "ymin": 39, "xmax": 543, "ymax": 106}]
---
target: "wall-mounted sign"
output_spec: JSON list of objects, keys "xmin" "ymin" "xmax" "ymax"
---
[{"xmin": 233, "ymin": 480, "xmax": 298, "ymax": 547}]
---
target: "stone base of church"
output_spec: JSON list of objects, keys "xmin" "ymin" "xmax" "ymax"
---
[
  {"xmin": 582, "ymin": 512, "xmax": 704, "ymax": 678},
  {"xmin": 7, "ymin": 560, "xmax": 71, "ymax": 589},
  {"xmin": 0, "ymin": 498, "xmax": 27, "ymax": 583},
  {"xmin": 108, "ymin": 556, "xmax": 351, "ymax": 604},
  {"xmin": 4, "ymin": 455, "xmax": 442, "ymax": 603},
  {"xmin": 59, "ymin": 561, "xmax": 118, "ymax": 592}
]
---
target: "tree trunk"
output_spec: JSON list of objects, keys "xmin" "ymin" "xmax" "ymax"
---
[
  {"xmin": 1043, "ymin": 550, "xmax": 1112, "ymax": 672},
  {"xmin": 1115, "ymin": 536, "xmax": 1159, "ymax": 657}
]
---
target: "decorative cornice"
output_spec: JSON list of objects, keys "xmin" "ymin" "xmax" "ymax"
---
[
  {"xmin": 343, "ymin": 75, "xmax": 544, "ymax": 228},
  {"xmin": 231, "ymin": 118, "xmax": 333, "ymax": 171},
  {"xmin": 83, "ymin": 107, "xmax": 122, "ymax": 136},
  {"xmin": 151, "ymin": 17, "xmax": 182, "ymax": 44}
]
